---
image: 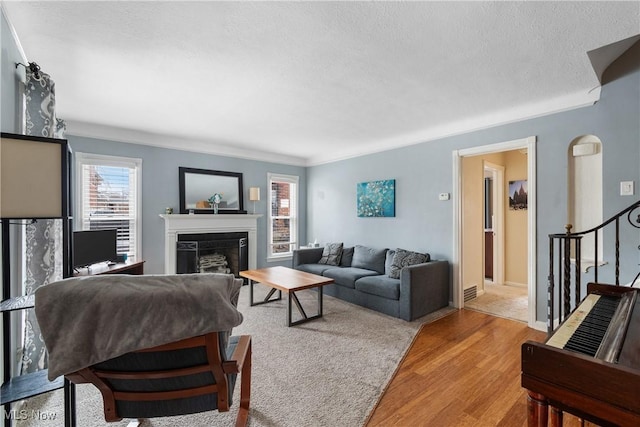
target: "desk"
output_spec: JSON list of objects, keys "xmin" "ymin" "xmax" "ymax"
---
[{"xmin": 73, "ymin": 260, "xmax": 145, "ymax": 276}]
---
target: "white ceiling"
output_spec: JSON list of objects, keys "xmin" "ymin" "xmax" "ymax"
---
[{"xmin": 3, "ymin": 1, "xmax": 639, "ymax": 166}]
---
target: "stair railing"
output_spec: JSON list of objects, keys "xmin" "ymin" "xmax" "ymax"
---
[{"xmin": 547, "ymin": 200, "xmax": 640, "ymax": 334}]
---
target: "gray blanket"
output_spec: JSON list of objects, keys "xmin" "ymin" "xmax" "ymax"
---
[{"xmin": 34, "ymin": 273, "xmax": 243, "ymax": 380}]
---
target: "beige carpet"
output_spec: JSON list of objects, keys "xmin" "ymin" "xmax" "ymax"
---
[
  {"xmin": 16, "ymin": 285, "xmax": 456, "ymax": 426},
  {"xmin": 464, "ymin": 282, "xmax": 528, "ymax": 323}
]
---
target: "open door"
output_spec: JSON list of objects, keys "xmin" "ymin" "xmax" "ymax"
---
[{"xmin": 484, "ymin": 161, "xmax": 505, "ymax": 286}]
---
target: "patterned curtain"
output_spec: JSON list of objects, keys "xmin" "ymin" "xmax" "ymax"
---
[
  {"xmin": 20, "ymin": 65, "xmax": 66, "ymax": 374},
  {"xmin": 24, "ymin": 65, "xmax": 66, "ymax": 138}
]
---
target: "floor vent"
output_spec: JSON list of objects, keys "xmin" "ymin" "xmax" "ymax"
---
[{"xmin": 464, "ymin": 286, "xmax": 477, "ymax": 302}]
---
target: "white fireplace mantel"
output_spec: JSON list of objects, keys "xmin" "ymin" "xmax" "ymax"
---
[{"xmin": 160, "ymin": 214, "xmax": 261, "ymax": 274}]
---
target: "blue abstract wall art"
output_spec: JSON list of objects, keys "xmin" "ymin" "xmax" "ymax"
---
[{"xmin": 357, "ymin": 179, "xmax": 395, "ymax": 217}]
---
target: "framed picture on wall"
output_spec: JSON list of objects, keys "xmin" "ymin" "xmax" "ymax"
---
[
  {"xmin": 357, "ymin": 179, "xmax": 396, "ymax": 217},
  {"xmin": 508, "ymin": 180, "xmax": 528, "ymax": 210}
]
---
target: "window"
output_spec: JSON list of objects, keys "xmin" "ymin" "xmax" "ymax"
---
[
  {"xmin": 75, "ymin": 152, "xmax": 142, "ymax": 261},
  {"xmin": 267, "ymin": 173, "xmax": 298, "ymax": 259}
]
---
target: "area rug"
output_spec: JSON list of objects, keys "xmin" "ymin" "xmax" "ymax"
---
[{"xmin": 16, "ymin": 285, "xmax": 455, "ymax": 426}]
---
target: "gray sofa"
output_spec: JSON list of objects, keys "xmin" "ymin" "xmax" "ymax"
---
[{"xmin": 292, "ymin": 245, "xmax": 449, "ymax": 321}]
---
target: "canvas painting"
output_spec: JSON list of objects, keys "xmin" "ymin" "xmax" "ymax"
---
[
  {"xmin": 509, "ymin": 179, "xmax": 528, "ymax": 210},
  {"xmin": 357, "ymin": 179, "xmax": 395, "ymax": 217}
]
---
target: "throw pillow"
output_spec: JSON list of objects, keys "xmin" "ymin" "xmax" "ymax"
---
[
  {"xmin": 388, "ymin": 248, "xmax": 430, "ymax": 279},
  {"xmin": 351, "ymin": 245, "xmax": 388, "ymax": 274},
  {"xmin": 318, "ymin": 242, "xmax": 343, "ymax": 265},
  {"xmin": 385, "ymin": 249, "xmax": 396, "ymax": 276},
  {"xmin": 340, "ymin": 247, "xmax": 355, "ymax": 267}
]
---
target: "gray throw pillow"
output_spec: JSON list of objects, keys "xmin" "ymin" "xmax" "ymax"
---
[
  {"xmin": 340, "ymin": 247, "xmax": 354, "ymax": 267},
  {"xmin": 318, "ymin": 242, "xmax": 343, "ymax": 265},
  {"xmin": 385, "ymin": 249, "xmax": 396, "ymax": 275},
  {"xmin": 388, "ymin": 248, "xmax": 430, "ymax": 279},
  {"xmin": 351, "ymin": 245, "xmax": 388, "ymax": 274}
]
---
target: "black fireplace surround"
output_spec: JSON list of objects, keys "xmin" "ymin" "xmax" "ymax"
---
[{"xmin": 176, "ymin": 232, "xmax": 248, "ymax": 284}]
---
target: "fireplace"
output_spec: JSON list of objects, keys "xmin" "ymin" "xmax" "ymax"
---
[
  {"xmin": 160, "ymin": 213, "xmax": 260, "ymax": 276},
  {"xmin": 176, "ymin": 232, "xmax": 248, "ymax": 283}
]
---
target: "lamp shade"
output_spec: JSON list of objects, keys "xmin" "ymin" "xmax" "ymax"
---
[
  {"xmin": 1, "ymin": 133, "xmax": 68, "ymax": 218},
  {"xmin": 249, "ymin": 187, "xmax": 260, "ymax": 201}
]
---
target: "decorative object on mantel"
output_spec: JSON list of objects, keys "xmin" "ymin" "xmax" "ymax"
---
[
  {"xmin": 356, "ymin": 179, "xmax": 396, "ymax": 217},
  {"xmin": 249, "ymin": 187, "xmax": 260, "ymax": 214},
  {"xmin": 179, "ymin": 167, "xmax": 247, "ymax": 214},
  {"xmin": 208, "ymin": 192, "xmax": 223, "ymax": 214}
]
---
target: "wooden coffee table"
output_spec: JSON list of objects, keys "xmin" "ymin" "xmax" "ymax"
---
[{"xmin": 240, "ymin": 266, "xmax": 334, "ymax": 326}]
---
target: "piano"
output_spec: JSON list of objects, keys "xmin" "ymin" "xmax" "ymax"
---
[{"xmin": 521, "ymin": 283, "xmax": 640, "ymax": 427}]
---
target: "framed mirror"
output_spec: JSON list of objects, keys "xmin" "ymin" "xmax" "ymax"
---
[{"xmin": 179, "ymin": 167, "xmax": 246, "ymax": 214}]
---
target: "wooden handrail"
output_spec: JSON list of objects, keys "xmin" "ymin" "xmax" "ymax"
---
[
  {"xmin": 549, "ymin": 200, "xmax": 640, "ymax": 238},
  {"xmin": 547, "ymin": 200, "xmax": 640, "ymax": 334}
]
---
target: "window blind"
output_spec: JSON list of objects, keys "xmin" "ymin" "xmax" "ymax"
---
[
  {"xmin": 267, "ymin": 173, "xmax": 298, "ymax": 258},
  {"xmin": 76, "ymin": 153, "xmax": 141, "ymax": 260}
]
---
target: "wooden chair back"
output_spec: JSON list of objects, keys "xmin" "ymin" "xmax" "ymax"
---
[{"xmin": 66, "ymin": 331, "xmax": 251, "ymax": 427}]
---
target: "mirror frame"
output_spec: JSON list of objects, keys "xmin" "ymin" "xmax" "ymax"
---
[{"xmin": 178, "ymin": 167, "xmax": 246, "ymax": 214}]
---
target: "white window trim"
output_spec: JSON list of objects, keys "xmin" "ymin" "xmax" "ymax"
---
[
  {"xmin": 266, "ymin": 172, "xmax": 299, "ymax": 262},
  {"xmin": 74, "ymin": 152, "xmax": 143, "ymax": 261}
]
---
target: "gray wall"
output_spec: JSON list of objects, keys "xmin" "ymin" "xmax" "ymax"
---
[
  {"xmin": 307, "ymin": 44, "xmax": 640, "ymax": 321},
  {"xmin": 1, "ymin": 8, "xmax": 25, "ymax": 134},
  {"xmin": 68, "ymin": 136, "xmax": 307, "ymax": 274}
]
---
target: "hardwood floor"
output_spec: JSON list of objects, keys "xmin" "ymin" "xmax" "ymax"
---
[{"xmin": 366, "ymin": 309, "xmax": 594, "ymax": 427}]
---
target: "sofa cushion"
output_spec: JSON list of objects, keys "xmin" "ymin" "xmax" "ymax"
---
[
  {"xmin": 355, "ymin": 275, "xmax": 400, "ymax": 300},
  {"xmin": 388, "ymin": 248, "xmax": 430, "ymax": 279},
  {"xmin": 351, "ymin": 245, "xmax": 387, "ymax": 274},
  {"xmin": 340, "ymin": 247, "xmax": 354, "ymax": 267},
  {"xmin": 318, "ymin": 242, "xmax": 343, "ymax": 265},
  {"xmin": 323, "ymin": 267, "xmax": 380, "ymax": 289},
  {"xmin": 385, "ymin": 249, "xmax": 396, "ymax": 276},
  {"xmin": 296, "ymin": 263, "xmax": 334, "ymax": 276}
]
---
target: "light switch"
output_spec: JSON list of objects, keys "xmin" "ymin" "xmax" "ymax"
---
[
  {"xmin": 438, "ymin": 193, "xmax": 450, "ymax": 201},
  {"xmin": 620, "ymin": 181, "xmax": 634, "ymax": 196}
]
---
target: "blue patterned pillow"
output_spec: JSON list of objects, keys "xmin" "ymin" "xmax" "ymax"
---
[
  {"xmin": 318, "ymin": 242, "xmax": 343, "ymax": 265},
  {"xmin": 388, "ymin": 248, "xmax": 430, "ymax": 279}
]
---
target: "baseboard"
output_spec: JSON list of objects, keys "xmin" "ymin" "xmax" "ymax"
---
[
  {"xmin": 503, "ymin": 281, "xmax": 527, "ymax": 288},
  {"xmin": 533, "ymin": 320, "xmax": 547, "ymax": 332}
]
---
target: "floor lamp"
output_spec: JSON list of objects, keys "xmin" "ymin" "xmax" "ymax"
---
[{"xmin": 249, "ymin": 187, "xmax": 260, "ymax": 214}]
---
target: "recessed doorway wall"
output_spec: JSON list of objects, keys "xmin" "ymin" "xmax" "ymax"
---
[{"xmin": 568, "ymin": 135, "xmax": 603, "ymax": 268}]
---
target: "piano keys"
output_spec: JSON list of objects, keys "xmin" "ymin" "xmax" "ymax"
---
[{"xmin": 521, "ymin": 283, "xmax": 640, "ymax": 427}]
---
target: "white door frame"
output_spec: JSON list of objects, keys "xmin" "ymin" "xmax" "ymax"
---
[
  {"xmin": 484, "ymin": 161, "xmax": 505, "ymax": 287},
  {"xmin": 452, "ymin": 136, "xmax": 537, "ymax": 328}
]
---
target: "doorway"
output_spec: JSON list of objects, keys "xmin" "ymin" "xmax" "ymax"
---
[{"xmin": 452, "ymin": 136, "xmax": 537, "ymax": 328}]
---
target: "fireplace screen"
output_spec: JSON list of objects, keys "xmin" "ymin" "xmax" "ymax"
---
[{"xmin": 176, "ymin": 232, "xmax": 248, "ymax": 283}]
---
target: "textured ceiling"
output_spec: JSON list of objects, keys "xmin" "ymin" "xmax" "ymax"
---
[{"xmin": 3, "ymin": 1, "xmax": 639, "ymax": 165}]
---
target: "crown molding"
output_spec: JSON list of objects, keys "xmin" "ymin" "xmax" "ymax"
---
[
  {"xmin": 306, "ymin": 87, "xmax": 601, "ymax": 166},
  {"xmin": 65, "ymin": 120, "xmax": 308, "ymax": 167}
]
